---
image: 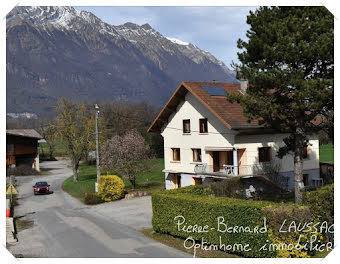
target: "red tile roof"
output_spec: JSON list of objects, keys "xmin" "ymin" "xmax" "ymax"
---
[
  {"xmin": 6, "ymin": 129, "xmax": 43, "ymax": 139},
  {"xmin": 148, "ymin": 82, "xmax": 260, "ymax": 133}
]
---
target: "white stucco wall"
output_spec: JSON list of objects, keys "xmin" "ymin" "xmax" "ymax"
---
[
  {"xmin": 161, "ymin": 92, "xmax": 320, "ymax": 175},
  {"xmin": 235, "ymin": 134, "xmax": 319, "ymax": 172},
  {"xmin": 161, "ymin": 93, "xmax": 236, "ymax": 173}
]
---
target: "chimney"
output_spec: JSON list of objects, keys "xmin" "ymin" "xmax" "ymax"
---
[{"xmin": 240, "ymin": 79, "xmax": 248, "ymax": 94}]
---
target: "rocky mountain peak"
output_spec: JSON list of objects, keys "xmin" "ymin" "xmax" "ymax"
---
[
  {"xmin": 6, "ymin": 6, "xmax": 237, "ymax": 117},
  {"xmin": 141, "ymin": 23, "xmax": 153, "ymax": 30},
  {"xmin": 122, "ymin": 22, "xmax": 139, "ymax": 30},
  {"xmin": 7, "ymin": 6, "xmax": 75, "ymax": 28}
]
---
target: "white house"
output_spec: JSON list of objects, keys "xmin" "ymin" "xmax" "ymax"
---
[{"xmin": 148, "ymin": 82, "xmax": 322, "ymax": 191}]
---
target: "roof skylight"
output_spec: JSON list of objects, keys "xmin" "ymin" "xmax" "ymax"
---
[{"xmin": 201, "ymin": 85, "xmax": 227, "ymax": 96}]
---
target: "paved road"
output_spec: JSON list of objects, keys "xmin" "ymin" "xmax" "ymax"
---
[{"xmin": 7, "ymin": 160, "xmax": 189, "ymax": 258}]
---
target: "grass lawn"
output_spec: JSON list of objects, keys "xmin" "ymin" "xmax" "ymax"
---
[
  {"xmin": 124, "ymin": 158, "xmax": 165, "ymax": 191},
  {"xmin": 141, "ymin": 229, "xmax": 240, "ymax": 258},
  {"xmin": 319, "ymin": 144, "xmax": 334, "ymax": 164},
  {"xmin": 62, "ymin": 164, "xmax": 97, "ymax": 201},
  {"xmin": 62, "ymin": 158, "xmax": 165, "ymax": 203},
  {"xmin": 39, "ymin": 141, "xmax": 69, "ymax": 158}
]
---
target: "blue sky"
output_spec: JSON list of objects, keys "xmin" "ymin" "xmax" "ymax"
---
[{"xmin": 74, "ymin": 6, "xmax": 258, "ymax": 68}]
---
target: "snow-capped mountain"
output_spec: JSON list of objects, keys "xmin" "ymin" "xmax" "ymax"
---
[{"xmin": 6, "ymin": 6, "xmax": 237, "ymax": 117}]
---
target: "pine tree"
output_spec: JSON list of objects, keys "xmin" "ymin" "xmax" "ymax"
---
[{"xmin": 230, "ymin": 7, "xmax": 333, "ymax": 203}]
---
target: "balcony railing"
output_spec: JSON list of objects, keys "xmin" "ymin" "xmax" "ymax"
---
[{"xmin": 194, "ymin": 163, "xmax": 270, "ymax": 177}]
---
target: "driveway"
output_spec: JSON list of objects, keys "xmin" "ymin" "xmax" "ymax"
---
[{"xmin": 7, "ymin": 160, "xmax": 189, "ymax": 258}]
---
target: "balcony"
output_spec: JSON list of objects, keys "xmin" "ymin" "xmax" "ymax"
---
[{"xmin": 194, "ymin": 163, "xmax": 270, "ymax": 177}]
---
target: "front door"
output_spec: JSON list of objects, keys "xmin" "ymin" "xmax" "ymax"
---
[
  {"xmin": 171, "ymin": 174, "xmax": 181, "ymax": 189},
  {"xmin": 213, "ymin": 151, "xmax": 220, "ymax": 172}
]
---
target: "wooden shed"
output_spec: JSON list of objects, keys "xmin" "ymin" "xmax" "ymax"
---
[{"xmin": 6, "ymin": 129, "xmax": 43, "ymax": 171}]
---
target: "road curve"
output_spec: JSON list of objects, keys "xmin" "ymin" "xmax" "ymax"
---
[{"xmin": 7, "ymin": 160, "xmax": 190, "ymax": 258}]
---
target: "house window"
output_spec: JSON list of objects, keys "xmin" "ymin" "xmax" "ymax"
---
[
  {"xmin": 303, "ymin": 146, "xmax": 309, "ymax": 159},
  {"xmin": 303, "ymin": 174, "xmax": 309, "ymax": 187},
  {"xmin": 171, "ymin": 148, "xmax": 181, "ymax": 161},
  {"xmin": 199, "ymin": 118, "xmax": 208, "ymax": 133},
  {"xmin": 259, "ymin": 147, "xmax": 271, "ymax": 162},
  {"xmin": 183, "ymin": 119, "xmax": 191, "ymax": 133},
  {"xmin": 192, "ymin": 149, "xmax": 202, "ymax": 162}
]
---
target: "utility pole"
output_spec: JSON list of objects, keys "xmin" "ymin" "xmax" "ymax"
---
[{"xmin": 95, "ymin": 104, "xmax": 100, "ymax": 192}]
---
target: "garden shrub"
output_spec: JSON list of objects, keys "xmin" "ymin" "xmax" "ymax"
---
[
  {"xmin": 303, "ymin": 184, "xmax": 334, "ymax": 224},
  {"xmin": 210, "ymin": 177, "xmax": 288, "ymax": 201},
  {"xmin": 97, "ymin": 175, "xmax": 125, "ymax": 202},
  {"xmin": 84, "ymin": 193, "xmax": 104, "ymax": 205},
  {"xmin": 262, "ymin": 204, "xmax": 316, "ymax": 258},
  {"xmin": 6, "ymin": 165, "xmax": 39, "ymax": 176},
  {"xmin": 303, "ymin": 184, "xmax": 334, "ymax": 243},
  {"xmin": 210, "ymin": 178, "xmax": 245, "ymax": 198}
]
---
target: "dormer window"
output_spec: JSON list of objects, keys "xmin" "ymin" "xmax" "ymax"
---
[
  {"xmin": 183, "ymin": 119, "xmax": 191, "ymax": 134},
  {"xmin": 199, "ymin": 118, "xmax": 208, "ymax": 133}
]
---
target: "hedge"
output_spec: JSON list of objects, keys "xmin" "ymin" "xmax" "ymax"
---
[
  {"xmin": 152, "ymin": 187, "xmax": 276, "ymax": 257},
  {"xmin": 303, "ymin": 184, "xmax": 334, "ymax": 225},
  {"xmin": 152, "ymin": 186, "xmax": 332, "ymax": 258},
  {"xmin": 165, "ymin": 185, "xmax": 212, "ymax": 196},
  {"xmin": 303, "ymin": 184, "xmax": 334, "ymax": 243}
]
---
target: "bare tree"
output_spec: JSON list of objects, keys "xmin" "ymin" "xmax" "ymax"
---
[{"xmin": 100, "ymin": 129, "xmax": 150, "ymax": 188}]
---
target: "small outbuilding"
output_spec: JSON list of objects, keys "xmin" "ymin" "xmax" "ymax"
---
[{"xmin": 6, "ymin": 129, "xmax": 43, "ymax": 171}]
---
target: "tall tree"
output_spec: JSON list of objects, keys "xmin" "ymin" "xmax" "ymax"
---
[
  {"xmin": 55, "ymin": 98, "xmax": 95, "ymax": 183},
  {"xmin": 37, "ymin": 120, "xmax": 58, "ymax": 160},
  {"xmin": 230, "ymin": 7, "xmax": 333, "ymax": 203},
  {"xmin": 100, "ymin": 129, "xmax": 150, "ymax": 188},
  {"xmin": 99, "ymin": 100, "xmax": 163, "ymax": 157}
]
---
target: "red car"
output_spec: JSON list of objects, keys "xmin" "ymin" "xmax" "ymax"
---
[{"xmin": 33, "ymin": 181, "xmax": 51, "ymax": 195}]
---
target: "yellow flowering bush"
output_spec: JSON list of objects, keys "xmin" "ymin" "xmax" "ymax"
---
[
  {"xmin": 263, "ymin": 204, "xmax": 324, "ymax": 258},
  {"xmin": 267, "ymin": 229, "xmax": 310, "ymax": 258},
  {"xmin": 97, "ymin": 175, "xmax": 125, "ymax": 201}
]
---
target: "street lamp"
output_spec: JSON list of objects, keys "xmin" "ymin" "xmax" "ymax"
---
[{"xmin": 94, "ymin": 103, "xmax": 100, "ymax": 192}]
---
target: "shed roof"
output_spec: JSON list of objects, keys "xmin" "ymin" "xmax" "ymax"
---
[
  {"xmin": 6, "ymin": 129, "xmax": 43, "ymax": 139},
  {"xmin": 148, "ymin": 82, "xmax": 260, "ymax": 133}
]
